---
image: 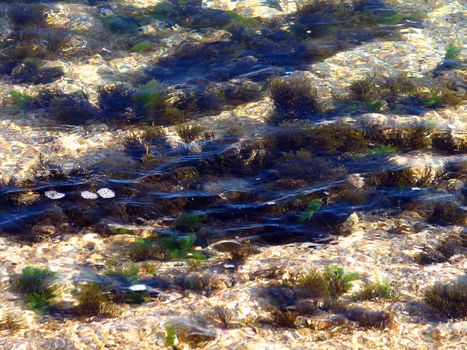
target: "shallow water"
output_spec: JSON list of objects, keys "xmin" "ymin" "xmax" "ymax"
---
[{"xmin": 0, "ymin": 0, "xmax": 465, "ymax": 248}]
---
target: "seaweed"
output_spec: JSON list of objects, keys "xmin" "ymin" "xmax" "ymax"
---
[
  {"xmin": 106, "ymin": 263, "xmax": 140, "ymax": 285},
  {"xmin": 9, "ymin": 63, "xmax": 63, "ymax": 85},
  {"xmin": 286, "ymin": 265, "xmax": 358, "ymax": 300},
  {"xmin": 299, "ymin": 199, "xmax": 322, "ymax": 222},
  {"xmin": 134, "ymin": 80, "xmax": 166, "ymax": 110},
  {"xmin": 165, "ymin": 324, "xmax": 180, "ymax": 349},
  {"xmin": 8, "ymin": 4, "xmax": 46, "ymax": 27},
  {"xmin": 174, "ymin": 213, "xmax": 205, "ymax": 232},
  {"xmin": 8, "ymin": 90, "xmax": 33, "ymax": 111},
  {"xmin": 72, "ymin": 282, "xmax": 121, "ymax": 318},
  {"xmin": 0, "ymin": 312, "xmax": 22, "ymax": 333},
  {"xmin": 444, "ymin": 43, "xmax": 462, "ymax": 60},
  {"xmin": 210, "ymin": 305, "xmax": 233, "ymax": 329},
  {"xmin": 13, "ymin": 266, "xmax": 58, "ymax": 313},
  {"xmin": 122, "ymin": 125, "xmax": 165, "ymax": 157},
  {"xmin": 160, "ymin": 234, "xmax": 205, "ymax": 260},
  {"xmin": 266, "ymin": 123, "xmax": 368, "ymax": 156},
  {"xmin": 374, "ymin": 167, "xmax": 444, "ymax": 188},
  {"xmin": 293, "ymin": 269, "xmax": 330, "ymax": 299},
  {"xmin": 175, "ymin": 125, "xmax": 207, "ymax": 143},
  {"xmin": 101, "ymin": 16, "xmax": 140, "ymax": 34},
  {"xmin": 134, "ymin": 80, "xmax": 185, "ymax": 125},
  {"xmin": 129, "ymin": 237, "xmax": 170, "ymax": 261},
  {"xmin": 98, "ymin": 85, "xmax": 135, "ymax": 122},
  {"xmin": 36, "ymin": 91, "xmax": 99, "ymax": 125},
  {"xmin": 324, "ymin": 265, "xmax": 359, "ymax": 299},
  {"xmin": 424, "ymin": 280, "xmax": 467, "ymax": 318},
  {"xmin": 353, "ymin": 278, "xmax": 398, "ymax": 301},
  {"xmin": 269, "ymin": 76, "xmax": 324, "ymax": 123},
  {"xmin": 130, "ymin": 40, "xmax": 153, "ymax": 53},
  {"xmin": 414, "ymin": 247, "xmax": 448, "ymax": 266},
  {"xmin": 428, "ymin": 202, "xmax": 466, "ymax": 226}
]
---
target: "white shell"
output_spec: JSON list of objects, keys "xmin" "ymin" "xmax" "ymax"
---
[
  {"xmin": 45, "ymin": 190, "xmax": 66, "ymax": 200},
  {"xmin": 81, "ymin": 191, "xmax": 98, "ymax": 200},
  {"xmin": 97, "ymin": 188, "xmax": 115, "ymax": 199},
  {"xmin": 129, "ymin": 284, "xmax": 147, "ymax": 292}
]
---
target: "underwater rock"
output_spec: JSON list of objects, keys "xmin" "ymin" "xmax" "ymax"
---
[
  {"xmin": 164, "ymin": 317, "xmax": 217, "ymax": 346},
  {"xmin": 210, "ymin": 239, "xmax": 242, "ymax": 252},
  {"xmin": 296, "ymin": 313, "xmax": 350, "ymax": 330},
  {"xmin": 340, "ymin": 212, "xmax": 360, "ymax": 236}
]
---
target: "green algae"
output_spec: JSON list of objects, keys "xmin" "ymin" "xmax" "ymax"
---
[
  {"xmin": 101, "ymin": 16, "xmax": 140, "ymax": 34},
  {"xmin": 134, "ymin": 80, "xmax": 166, "ymax": 110},
  {"xmin": 130, "ymin": 40, "xmax": 153, "ymax": 53},
  {"xmin": 13, "ymin": 266, "xmax": 58, "ymax": 313},
  {"xmin": 9, "ymin": 90, "xmax": 33, "ymax": 111},
  {"xmin": 445, "ymin": 43, "xmax": 462, "ymax": 60},
  {"xmin": 299, "ymin": 199, "xmax": 321, "ymax": 222},
  {"xmin": 226, "ymin": 11, "xmax": 261, "ymax": 28}
]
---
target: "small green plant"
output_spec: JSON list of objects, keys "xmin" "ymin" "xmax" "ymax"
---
[
  {"xmin": 424, "ymin": 281, "xmax": 466, "ymax": 318},
  {"xmin": 106, "ymin": 263, "xmax": 140, "ymax": 285},
  {"xmin": 134, "ymin": 80, "xmax": 166, "ymax": 110},
  {"xmin": 368, "ymin": 145, "xmax": 398, "ymax": 156},
  {"xmin": 294, "ymin": 269, "xmax": 330, "ymax": 299},
  {"xmin": 444, "ymin": 43, "xmax": 462, "ymax": 60},
  {"xmin": 324, "ymin": 265, "xmax": 359, "ymax": 299},
  {"xmin": 299, "ymin": 199, "xmax": 321, "ymax": 222},
  {"xmin": 161, "ymin": 234, "xmax": 205, "ymax": 260},
  {"xmin": 73, "ymin": 282, "xmax": 120, "ymax": 318},
  {"xmin": 175, "ymin": 213, "xmax": 206, "ymax": 232},
  {"xmin": 353, "ymin": 278, "xmax": 398, "ymax": 301},
  {"xmin": 9, "ymin": 91, "xmax": 33, "ymax": 111},
  {"xmin": 13, "ymin": 266, "xmax": 58, "ymax": 313},
  {"xmin": 165, "ymin": 324, "xmax": 181, "ymax": 349},
  {"xmin": 129, "ymin": 237, "xmax": 169, "ymax": 261}
]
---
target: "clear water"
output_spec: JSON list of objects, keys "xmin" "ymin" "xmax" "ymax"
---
[{"xmin": 0, "ymin": 0, "xmax": 465, "ymax": 247}]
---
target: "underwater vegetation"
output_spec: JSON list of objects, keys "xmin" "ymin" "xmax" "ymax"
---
[
  {"xmin": 175, "ymin": 125, "xmax": 208, "ymax": 144},
  {"xmin": 444, "ymin": 43, "xmax": 462, "ymax": 60},
  {"xmin": 263, "ymin": 264, "xmax": 397, "ymax": 330},
  {"xmin": 287, "ymin": 264, "xmax": 360, "ymax": 299},
  {"xmin": 424, "ymin": 280, "xmax": 467, "ymax": 319},
  {"xmin": 353, "ymin": 278, "xmax": 399, "ymax": 301},
  {"xmin": 72, "ymin": 282, "xmax": 121, "ymax": 318},
  {"xmin": 268, "ymin": 75, "xmax": 324, "ymax": 123},
  {"xmin": 35, "ymin": 90, "xmax": 99, "ymax": 125},
  {"xmin": 7, "ymin": 4, "xmax": 46, "ymax": 27},
  {"xmin": 0, "ymin": 312, "xmax": 22, "ymax": 333},
  {"xmin": 12, "ymin": 266, "xmax": 58, "ymax": 313},
  {"xmin": 129, "ymin": 233, "xmax": 205, "ymax": 262}
]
